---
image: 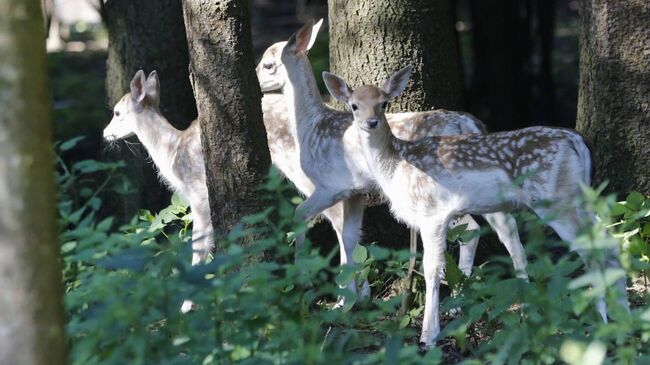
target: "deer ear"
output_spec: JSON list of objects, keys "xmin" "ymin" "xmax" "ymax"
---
[
  {"xmin": 306, "ymin": 19, "xmax": 323, "ymax": 51},
  {"xmin": 130, "ymin": 70, "xmax": 147, "ymax": 104},
  {"xmin": 145, "ymin": 71, "xmax": 160, "ymax": 106},
  {"xmin": 287, "ymin": 19, "xmax": 320, "ymax": 54},
  {"xmin": 382, "ymin": 65, "xmax": 413, "ymax": 99},
  {"xmin": 322, "ymin": 71, "xmax": 352, "ymax": 103}
]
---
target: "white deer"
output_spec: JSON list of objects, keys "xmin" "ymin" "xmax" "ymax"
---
[
  {"xmin": 260, "ymin": 20, "xmax": 529, "ymax": 305},
  {"xmin": 322, "ymin": 67, "xmax": 629, "ymax": 348},
  {"xmin": 102, "ymin": 70, "xmax": 295, "ymax": 313},
  {"xmin": 103, "ymin": 70, "xmax": 212, "ymax": 313}
]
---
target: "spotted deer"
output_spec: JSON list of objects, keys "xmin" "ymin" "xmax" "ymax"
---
[
  {"xmin": 322, "ymin": 67, "xmax": 629, "ymax": 348},
  {"xmin": 264, "ymin": 20, "xmax": 529, "ymax": 306}
]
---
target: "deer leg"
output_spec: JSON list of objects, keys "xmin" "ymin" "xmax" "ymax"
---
[
  {"xmin": 321, "ymin": 202, "xmax": 345, "ymax": 250},
  {"xmin": 294, "ymin": 187, "xmax": 347, "ymax": 261},
  {"xmin": 535, "ymin": 207, "xmax": 628, "ymax": 321},
  {"xmin": 181, "ymin": 203, "xmax": 214, "ymax": 313},
  {"xmin": 483, "ymin": 212, "xmax": 529, "ymax": 280},
  {"xmin": 419, "ymin": 215, "xmax": 450, "ymax": 348},
  {"xmin": 342, "ymin": 195, "xmax": 368, "ymax": 299},
  {"xmin": 320, "ymin": 202, "xmax": 351, "ymax": 307}
]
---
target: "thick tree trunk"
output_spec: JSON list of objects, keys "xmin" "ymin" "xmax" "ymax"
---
[
  {"xmin": 182, "ymin": 1, "xmax": 271, "ymax": 238},
  {"xmin": 0, "ymin": 1, "xmax": 66, "ymax": 364},
  {"xmin": 329, "ymin": 0, "xmax": 464, "ymax": 112},
  {"xmin": 576, "ymin": 0, "xmax": 650, "ymax": 194},
  {"xmin": 105, "ymin": 0, "xmax": 197, "ymax": 220},
  {"xmin": 328, "ymin": 0, "xmax": 465, "ymax": 249}
]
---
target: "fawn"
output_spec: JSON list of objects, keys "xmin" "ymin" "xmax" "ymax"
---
[
  {"xmin": 262, "ymin": 20, "xmax": 529, "ymax": 305},
  {"xmin": 103, "ymin": 70, "xmax": 212, "ymax": 313},
  {"xmin": 322, "ymin": 67, "xmax": 629, "ymax": 348},
  {"xmin": 103, "ymin": 70, "xmax": 293, "ymax": 313}
]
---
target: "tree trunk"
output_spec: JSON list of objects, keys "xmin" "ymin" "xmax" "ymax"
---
[
  {"xmin": 182, "ymin": 1, "xmax": 271, "ymax": 238},
  {"xmin": 329, "ymin": 0, "xmax": 464, "ymax": 112},
  {"xmin": 328, "ymin": 0, "xmax": 464, "ymax": 249},
  {"xmin": 105, "ymin": 0, "xmax": 197, "ymax": 221},
  {"xmin": 576, "ymin": 0, "xmax": 650, "ymax": 194},
  {"xmin": 0, "ymin": 1, "xmax": 66, "ymax": 364}
]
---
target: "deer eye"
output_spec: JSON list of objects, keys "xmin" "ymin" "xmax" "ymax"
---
[
  {"xmin": 263, "ymin": 63, "xmax": 274, "ymax": 70},
  {"xmin": 381, "ymin": 102, "xmax": 388, "ymax": 109},
  {"xmin": 351, "ymin": 104, "xmax": 358, "ymax": 111},
  {"xmin": 114, "ymin": 110, "xmax": 121, "ymax": 117}
]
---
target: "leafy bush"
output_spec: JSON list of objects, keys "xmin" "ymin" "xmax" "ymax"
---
[
  {"xmin": 440, "ymin": 186, "xmax": 650, "ymax": 364},
  {"xmin": 58, "ymin": 138, "xmax": 649, "ymax": 364},
  {"xmin": 58, "ymin": 140, "xmax": 439, "ymax": 364}
]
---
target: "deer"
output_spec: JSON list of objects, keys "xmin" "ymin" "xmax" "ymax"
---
[
  {"xmin": 102, "ymin": 70, "xmax": 317, "ymax": 313},
  {"xmin": 322, "ymin": 66, "xmax": 629, "ymax": 348},
  {"xmin": 103, "ymin": 70, "xmax": 212, "ymax": 313},
  {"xmin": 262, "ymin": 20, "xmax": 529, "ymax": 307}
]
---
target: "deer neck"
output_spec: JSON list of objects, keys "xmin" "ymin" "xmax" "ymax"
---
[
  {"xmin": 359, "ymin": 122, "xmax": 399, "ymax": 183},
  {"xmin": 282, "ymin": 55, "xmax": 325, "ymax": 129},
  {"xmin": 134, "ymin": 110, "xmax": 182, "ymax": 176}
]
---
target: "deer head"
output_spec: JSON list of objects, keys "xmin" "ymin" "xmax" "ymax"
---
[
  {"xmin": 323, "ymin": 65, "xmax": 413, "ymax": 132},
  {"xmin": 103, "ymin": 70, "xmax": 160, "ymax": 141},
  {"xmin": 256, "ymin": 41, "xmax": 288, "ymax": 92}
]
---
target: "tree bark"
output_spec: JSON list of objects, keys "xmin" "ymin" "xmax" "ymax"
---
[
  {"xmin": 329, "ymin": 0, "xmax": 464, "ymax": 112},
  {"xmin": 576, "ymin": 0, "xmax": 650, "ymax": 194},
  {"xmin": 328, "ymin": 0, "xmax": 465, "ymax": 249},
  {"xmin": 182, "ymin": 0, "xmax": 271, "ymax": 238},
  {"xmin": 105, "ymin": 0, "xmax": 197, "ymax": 220},
  {"xmin": 0, "ymin": 1, "xmax": 66, "ymax": 364}
]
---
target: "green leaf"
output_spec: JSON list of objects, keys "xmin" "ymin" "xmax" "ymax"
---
[
  {"xmin": 626, "ymin": 192, "xmax": 645, "ymax": 211},
  {"xmin": 96, "ymin": 217, "xmax": 114, "ymax": 232},
  {"xmin": 399, "ymin": 315, "xmax": 410, "ymax": 328},
  {"xmin": 446, "ymin": 223, "xmax": 468, "ymax": 242},
  {"xmin": 357, "ymin": 266, "xmax": 370, "ymax": 285},
  {"xmin": 611, "ymin": 202, "xmax": 627, "ymax": 217},
  {"xmin": 59, "ymin": 136, "xmax": 85, "ymax": 151},
  {"xmin": 367, "ymin": 245, "xmax": 390, "ymax": 260},
  {"xmin": 88, "ymin": 197, "xmax": 101, "ymax": 211},
  {"xmin": 61, "ymin": 241, "xmax": 77, "ymax": 253},
  {"xmin": 336, "ymin": 265, "xmax": 356, "ymax": 287},
  {"xmin": 172, "ymin": 336, "xmax": 190, "ymax": 346},
  {"xmin": 642, "ymin": 222, "xmax": 650, "ymax": 236},
  {"xmin": 444, "ymin": 252, "xmax": 464, "ymax": 290},
  {"xmin": 353, "ymin": 244, "xmax": 368, "ymax": 264},
  {"xmin": 79, "ymin": 187, "xmax": 93, "ymax": 198},
  {"xmin": 171, "ymin": 193, "xmax": 188, "ymax": 208}
]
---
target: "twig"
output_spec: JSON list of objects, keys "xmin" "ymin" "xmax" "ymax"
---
[{"xmin": 320, "ymin": 326, "xmax": 332, "ymax": 352}]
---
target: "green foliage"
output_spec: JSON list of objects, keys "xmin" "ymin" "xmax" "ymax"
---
[
  {"xmin": 58, "ymin": 139, "xmax": 649, "ymax": 364},
  {"xmin": 610, "ymin": 191, "xmax": 650, "ymax": 282},
  {"xmin": 439, "ymin": 186, "xmax": 649, "ymax": 364},
  {"xmin": 58, "ymin": 142, "xmax": 440, "ymax": 364}
]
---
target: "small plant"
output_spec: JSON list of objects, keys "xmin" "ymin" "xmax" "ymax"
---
[{"xmin": 610, "ymin": 191, "xmax": 650, "ymax": 286}]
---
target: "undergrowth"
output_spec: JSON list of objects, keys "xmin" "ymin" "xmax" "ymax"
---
[{"xmin": 57, "ymin": 137, "xmax": 649, "ymax": 364}]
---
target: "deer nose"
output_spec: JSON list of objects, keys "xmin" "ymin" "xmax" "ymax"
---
[{"xmin": 366, "ymin": 118, "xmax": 379, "ymax": 129}]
